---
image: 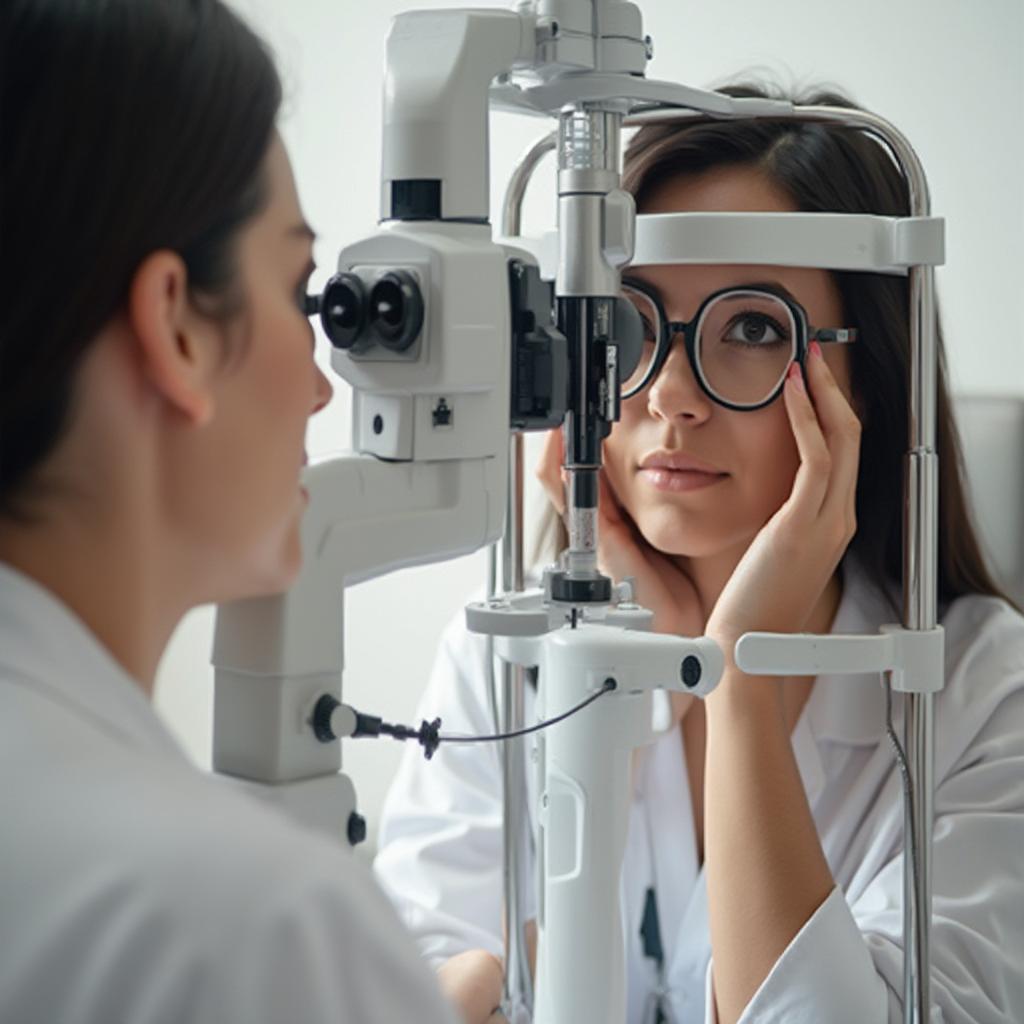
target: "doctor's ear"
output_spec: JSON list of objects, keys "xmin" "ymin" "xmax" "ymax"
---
[{"xmin": 127, "ymin": 250, "xmax": 224, "ymax": 427}]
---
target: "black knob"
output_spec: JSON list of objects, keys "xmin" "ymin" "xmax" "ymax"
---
[
  {"xmin": 311, "ymin": 694, "xmax": 341, "ymax": 743},
  {"xmin": 369, "ymin": 270, "xmax": 423, "ymax": 352},
  {"xmin": 680, "ymin": 656, "xmax": 702, "ymax": 689},
  {"xmin": 320, "ymin": 272, "xmax": 368, "ymax": 351},
  {"xmin": 347, "ymin": 811, "xmax": 368, "ymax": 847}
]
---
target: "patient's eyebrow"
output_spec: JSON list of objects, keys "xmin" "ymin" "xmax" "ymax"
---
[
  {"xmin": 730, "ymin": 280, "xmax": 799, "ymax": 304},
  {"xmin": 623, "ymin": 276, "xmax": 801, "ymax": 307}
]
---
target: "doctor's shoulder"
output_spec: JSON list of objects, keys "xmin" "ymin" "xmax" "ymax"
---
[
  {"xmin": 1, "ymin": 746, "xmax": 456, "ymax": 1024},
  {"xmin": 153, "ymin": 774, "xmax": 457, "ymax": 1023},
  {"xmin": 145, "ymin": 768, "xmax": 457, "ymax": 1023}
]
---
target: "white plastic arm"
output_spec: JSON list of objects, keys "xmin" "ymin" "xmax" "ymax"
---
[
  {"xmin": 631, "ymin": 212, "xmax": 945, "ymax": 274},
  {"xmin": 211, "ymin": 452, "xmax": 503, "ymax": 784},
  {"xmin": 735, "ymin": 625, "xmax": 945, "ymax": 694}
]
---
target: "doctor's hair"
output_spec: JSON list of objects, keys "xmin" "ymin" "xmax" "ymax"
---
[
  {"xmin": 537, "ymin": 82, "xmax": 1011, "ymax": 612},
  {"xmin": 0, "ymin": 0, "xmax": 282, "ymax": 519}
]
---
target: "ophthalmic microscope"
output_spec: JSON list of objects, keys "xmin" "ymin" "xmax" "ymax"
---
[{"xmin": 210, "ymin": 4, "xmax": 946, "ymax": 1023}]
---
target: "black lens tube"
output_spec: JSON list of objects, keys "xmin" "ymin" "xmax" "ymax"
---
[
  {"xmin": 559, "ymin": 296, "xmax": 612, "ymax": 469},
  {"xmin": 557, "ymin": 295, "xmax": 617, "ymax": 584}
]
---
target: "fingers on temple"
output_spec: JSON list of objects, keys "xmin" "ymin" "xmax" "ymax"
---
[
  {"xmin": 805, "ymin": 348, "xmax": 862, "ymax": 524},
  {"xmin": 784, "ymin": 364, "xmax": 831, "ymax": 518}
]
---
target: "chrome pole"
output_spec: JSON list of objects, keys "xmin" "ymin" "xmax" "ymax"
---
[
  {"xmin": 502, "ymin": 132, "xmax": 557, "ymax": 241},
  {"xmin": 486, "ymin": 548, "xmax": 501, "ymax": 734},
  {"xmin": 494, "ymin": 136, "xmax": 554, "ymax": 1022},
  {"xmin": 499, "ymin": 434, "xmax": 533, "ymax": 1022}
]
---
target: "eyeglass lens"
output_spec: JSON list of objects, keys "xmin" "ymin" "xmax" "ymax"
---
[{"xmin": 620, "ymin": 286, "xmax": 799, "ymax": 408}]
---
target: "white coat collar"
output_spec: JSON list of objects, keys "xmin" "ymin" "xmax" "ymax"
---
[
  {"xmin": 803, "ymin": 557, "xmax": 896, "ymax": 748},
  {"xmin": 786, "ymin": 559, "xmax": 897, "ymax": 809},
  {"xmin": 0, "ymin": 561, "xmax": 185, "ymax": 759}
]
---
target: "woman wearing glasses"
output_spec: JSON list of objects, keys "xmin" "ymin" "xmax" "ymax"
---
[{"xmin": 374, "ymin": 87, "xmax": 1024, "ymax": 1023}]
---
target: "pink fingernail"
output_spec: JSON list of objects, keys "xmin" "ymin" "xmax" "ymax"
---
[
  {"xmin": 787, "ymin": 362, "xmax": 805, "ymax": 392},
  {"xmin": 810, "ymin": 340, "xmax": 823, "ymax": 359}
]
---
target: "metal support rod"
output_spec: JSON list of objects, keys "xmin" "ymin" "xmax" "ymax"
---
[
  {"xmin": 502, "ymin": 133, "xmax": 556, "ymax": 239},
  {"xmin": 499, "ymin": 433, "xmax": 533, "ymax": 1021},
  {"xmin": 500, "ymin": 660, "xmax": 533, "ymax": 1022},
  {"xmin": 504, "ymin": 101, "xmax": 939, "ymax": 1024},
  {"xmin": 494, "ymin": 154, "xmax": 549, "ymax": 1019},
  {"xmin": 486, "ymin": 548, "xmax": 501, "ymax": 734}
]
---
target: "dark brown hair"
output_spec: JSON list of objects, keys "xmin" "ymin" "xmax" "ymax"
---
[
  {"xmin": 0, "ymin": 0, "xmax": 282, "ymax": 518},
  {"xmin": 541, "ymin": 83, "xmax": 1011, "ymax": 612}
]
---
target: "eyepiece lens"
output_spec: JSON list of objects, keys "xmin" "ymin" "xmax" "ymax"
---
[
  {"xmin": 369, "ymin": 271, "xmax": 423, "ymax": 351},
  {"xmin": 320, "ymin": 273, "xmax": 367, "ymax": 350}
]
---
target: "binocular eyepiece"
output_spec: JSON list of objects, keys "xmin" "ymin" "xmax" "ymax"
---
[{"xmin": 310, "ymin": 269, "xmax": 424, "ymax": 354}]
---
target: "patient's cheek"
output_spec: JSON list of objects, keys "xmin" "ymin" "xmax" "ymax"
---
[
  {"xmin": 603, "ymin": 450, "xmax": 635, "ymax": 513},
  {"xmin": 602, "ymin": 448, "xmax": 621, "ymax": 488}
]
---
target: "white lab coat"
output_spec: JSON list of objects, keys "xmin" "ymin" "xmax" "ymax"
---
[
  {"xmin": 375, "ymin": 559, "xmax": 1024, "ymax": 1022},
  {"xmin": 0, "ymin": 563, "xmax": 458, "ymax": 1024}
]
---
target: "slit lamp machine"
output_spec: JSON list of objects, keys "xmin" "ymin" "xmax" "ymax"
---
[{"xmin": 209, "ymin": 3, "xmax": 945, "ymax": 1021}]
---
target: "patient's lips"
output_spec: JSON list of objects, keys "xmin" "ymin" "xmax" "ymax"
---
[{"xmin": 638, "ymin": 449, "xmax": 728, "ymax": 493}]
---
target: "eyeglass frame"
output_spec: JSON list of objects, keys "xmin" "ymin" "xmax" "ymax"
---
[{"xmin": 620, "ymin": 277, "xmax": 858, "ymax": 412}]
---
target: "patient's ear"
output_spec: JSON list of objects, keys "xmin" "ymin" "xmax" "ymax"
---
[{"xmin": 126, "ymin": 250, "xmax": 221, "ymax": 427}]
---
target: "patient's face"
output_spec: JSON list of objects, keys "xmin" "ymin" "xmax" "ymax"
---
[{"xmin": 603, "ymin": 166, "xmax": 854, "ymax": 564}]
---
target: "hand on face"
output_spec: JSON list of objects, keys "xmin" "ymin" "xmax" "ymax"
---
[
  {"xmin": 704, "ymin": 342, "xmax": 861, "ymax": 669},
  {"xmin": 537, "ymin": 429, "xmax": 705, "ymax": 639}
]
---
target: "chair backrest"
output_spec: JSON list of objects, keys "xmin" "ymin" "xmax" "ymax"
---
[{"xmin": 954, "ymin": 395, "xmax": 1024, "ymax": 608}]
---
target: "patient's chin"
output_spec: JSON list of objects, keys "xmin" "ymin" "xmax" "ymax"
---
[{"xmin": 634, "ymin": 512, "xmax": 721, "ymax": 560}]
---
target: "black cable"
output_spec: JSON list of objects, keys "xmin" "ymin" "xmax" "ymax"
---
[
  {"xmin": 440, "ymin": 677, "xmax": 617, "ymax": 747},
  {"xmin": 316, "ymin": 678, "xmax": 617, "ymax": 761}
]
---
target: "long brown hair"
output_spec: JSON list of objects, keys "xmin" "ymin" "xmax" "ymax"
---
[{"xmin": 537, "ymin": 83, "xmax": 1013, "ymax": 613}]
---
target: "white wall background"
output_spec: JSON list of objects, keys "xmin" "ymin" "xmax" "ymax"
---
[{"xmin": 154, "ymin": 0, "xmax": 1024, "ymax": 857}]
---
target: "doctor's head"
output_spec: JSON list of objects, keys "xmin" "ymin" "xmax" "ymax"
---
[
  {"xmin": 597, "ymin": 84, "xmax": 998, "ymax": 606},
  {"xmin": 0, "ymin": 0, "xmax": 332, "ymax": 602}
]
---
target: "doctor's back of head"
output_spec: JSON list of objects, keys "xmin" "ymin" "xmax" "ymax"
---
[
  {"xmin": 1, "ymin": 0, "xmax": 334, "ymax": 627},
  {"xmin": 0, "ymin": 3, "xmax": 471, "ymax": 1023}
]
